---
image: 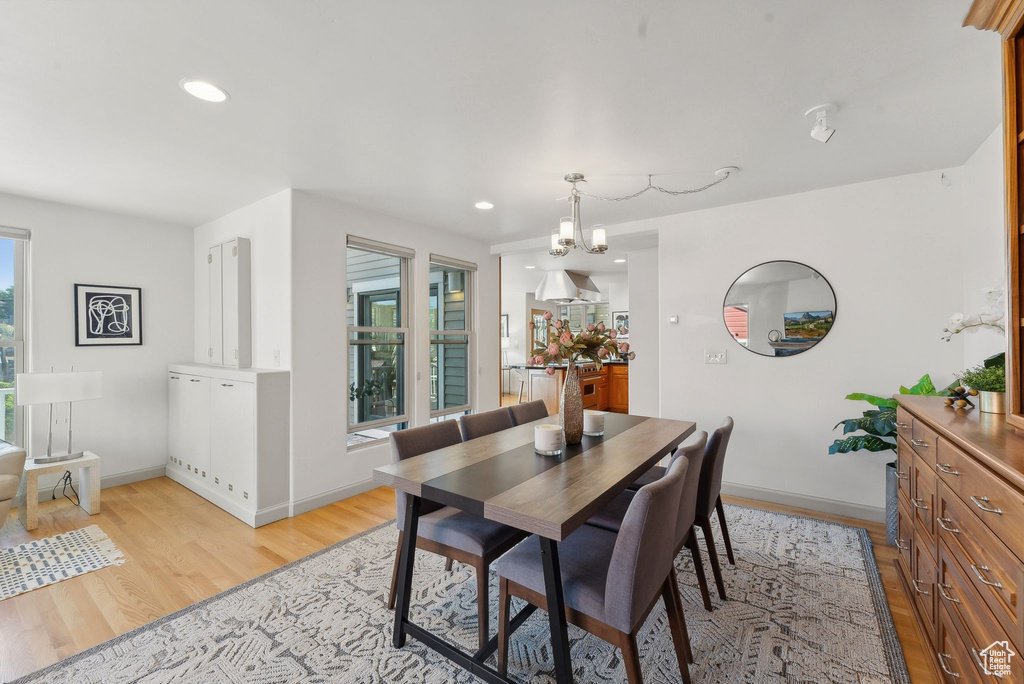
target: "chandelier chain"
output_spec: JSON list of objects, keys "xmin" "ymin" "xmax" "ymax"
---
[{"xmin": 577, "ymin": 172, "xmax": 730, "ymax": 202}]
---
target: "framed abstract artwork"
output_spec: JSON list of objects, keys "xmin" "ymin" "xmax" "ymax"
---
[{"xmin": 74, "ymin": 284, "xmax": 142, "ymax": 346}]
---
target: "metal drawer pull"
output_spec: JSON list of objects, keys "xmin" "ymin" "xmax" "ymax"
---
[
  {"xmin": 911, "ymin": 498, "xmax": 929, "ymax": 511},
  {"xmin": 221, "ymin": 383, "xmax": 233, "ymax": 387},
  {"xmin": 897, "ymin": 469, "xmax": 909, "ymax": 480},
  {"xmin": 896, "ymin": 422, "xmax": 911, "ymax": 429},
  {"xmin": 971, "ymin": 647, "xmax": 1004, "ymax": 679},
  {"xmin": 911, "ymin": 579, "xmax": 930, "ymax": 596},
  {"xmin": 969, "ymin": 496, "xmax": 1003, "ymax": 515},
  {"xmin": 911, "ymin": 438, "xmax": 929, "ymax": 448},
  {"xmin": 190, "ymin": 379, "xmax": 200, "ymax": 383},
  {"xmin": 969, "ymin": 563, "xmax": 1003, "ymax": 588},
  {"xmin": 897, "ymin": 538, "xmax": 910, "ymax": 550},
  {"xmin": 937, "ymin": 583, "xmax": 960, "ymax": 604},
  {"xmin": 936, "ymin": 517, "xmax": 960, "ymax": 534},
  {"xmin": 170, "ymin": 376, "xmax": 180, "ymax": 380},
  {"xmin": 936, "ymin": 463, "xmax": 960, "ymax": 476},
  {"xmin": 938, "ymin": 653, "xmax": 960, "ymax": 678}
]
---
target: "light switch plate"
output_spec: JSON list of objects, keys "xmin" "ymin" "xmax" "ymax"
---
[
  {"xmin": 705, "ymin": 349, "xmax": 727, "ymax": 364},
  {"xmin": 668, "ymin": 315, "xmax": 679, "ymax": 324}
]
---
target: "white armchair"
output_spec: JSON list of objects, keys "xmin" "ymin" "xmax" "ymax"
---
[{"xmin": 0, "ymin": 443, "xmax": 26, "ymax": 522}]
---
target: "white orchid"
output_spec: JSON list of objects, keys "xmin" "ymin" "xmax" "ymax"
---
[{"xmin": 942, "ymin": 281, "xmax": 1007, "ymax": 341}]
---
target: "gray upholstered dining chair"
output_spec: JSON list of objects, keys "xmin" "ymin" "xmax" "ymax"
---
[
  {"xmin": 386, "ymin": 421, "xmax": 528, "ymax": 650},
  {"xmin": 694, "ymin": 417, "xmax": 736, "ymax": 601},
  {"xmin": 508, "ymin": 399, "xmax": 548, "ymax": 426},
  {"xmin": 587, "ymin": 432, "xmax": 715, "ymax": 611},
  {"xmin": 494, "ymin": 454, "xmax": 694, "ymax": 684},
  {"xmin": 0, "ymin": 443, "xmax": 26, "ymax": 523},
  {"xmin": 459, "ymin": 406, "xmax": 514, "ymax": 440}
]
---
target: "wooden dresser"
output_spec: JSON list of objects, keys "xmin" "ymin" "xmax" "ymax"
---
[{"xmin": 894, "ymin": 395, "xmax": 1024, "ymax": 682}]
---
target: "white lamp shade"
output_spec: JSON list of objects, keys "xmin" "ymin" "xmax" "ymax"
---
[
  {"xmin": 559, "ymin": 217, "xmax": 574, "ymax": 241},
  {"xmin": 16, "ymin": 371, "xmax": 103, "ymax": 406},
  {"xmin": 592, "ymin": 228, "xmax": 607, "ymax": 247}
]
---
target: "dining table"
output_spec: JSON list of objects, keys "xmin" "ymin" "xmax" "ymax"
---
[{"xmin": 372, "ymin": 412, "xmax": 696, "ymax": 684}]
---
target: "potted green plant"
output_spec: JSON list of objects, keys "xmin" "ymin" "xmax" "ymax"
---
[
  {"xmin": 956, "ymin": 358, "xmax": 1006, "ymax": 414},
  {"xmin": 830, "ymin": 374, "xmax": 947, "ymax": 546}
]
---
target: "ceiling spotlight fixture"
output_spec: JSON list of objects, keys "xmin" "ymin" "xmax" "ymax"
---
[
  {"xmin": 179, "ymin": 79, "xmax": 230, "ymax": 103},
  {"xmin": 805, "ymin": 104, "xmax": 837, "ymax": 144},
  {"xmin": 474, "ymin": 201, "xmax": 494, "ymax": 210},
  {"xmin": 614, "ymin": 259, "xmax": 626, "ymax": 263},
  {"xmin": 550, "ymin": 168, "xmax": 736, "ymax": 259}
]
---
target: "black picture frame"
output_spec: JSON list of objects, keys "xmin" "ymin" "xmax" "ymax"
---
[{"xmin": 74, "ymin": 284, "xmax": 143, "ymax": 347}]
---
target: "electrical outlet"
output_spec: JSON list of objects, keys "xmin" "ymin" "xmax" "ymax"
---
[{"xmin": 705, "ymin": 349, "xmax": 727, "ymax": 364}]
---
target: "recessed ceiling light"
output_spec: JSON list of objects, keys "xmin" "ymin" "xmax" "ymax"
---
[
  {"xmin": 179, "ymin": 79, "xmax": 230, "ymax": 103},
  {"xmin": 524, "ymin": 265, "xmax": 536, "ymax": 269},
  {"xmin": 614, "ymin": 259, "xmax": 626, "ymax": 263},
  {"xmin": 474, "ymin": 201, "xmax": 494, "ymax": 210}
]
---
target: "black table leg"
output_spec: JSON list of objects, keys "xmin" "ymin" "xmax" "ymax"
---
[
  {"xmin": 392, "ymin": 493, "xmax": 421, "ymax": 648},
  {"xmin": 540, "ymin": 537, "xmax": 573, "ymax": 684}
]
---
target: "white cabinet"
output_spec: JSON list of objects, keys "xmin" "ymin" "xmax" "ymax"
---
[
  {"xmin": 208, "ymin": 238, "xmax": 251, "ymax": 368},
  {"xmin": 166, "ymin": 363, "xmax": 289, "ymax": 527}
]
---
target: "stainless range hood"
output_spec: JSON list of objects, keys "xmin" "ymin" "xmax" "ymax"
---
[{"xmin": 535, "ymin": 270, "xmax": 602, "ymax": 304}]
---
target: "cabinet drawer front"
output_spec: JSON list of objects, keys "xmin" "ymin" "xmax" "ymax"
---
[
  {"xmin": 937, "ymin": 438, "xmax": 1024, "ymax": 564},
  {"xmin": 897, "ymin": 437, "xmax": 914, "ymax": 502},
  {"xmin": 898, "ymin": 495, "xmax": 914, "ymax": 578},
  {"xmin": 938, "ymin": 482, "xmax": 1022, "ymax": 647},
  {"xmin": 939, "ymin": 541, "xmax": 1023, "ymax": 657},
  {"xmin": 913, "ymin": 452, "xmax": 937, "ymax": 543},
  {"xmin": 938, "ymin": 603, "xmax": 986, "ymax": 684},
  {"xmin": 896, "ymin": 406, "xmax": 914, "ymax": 442},
  {"xmin": 910, "ymin": 419, "xmax": 938, "ymax": 468},
  {"xmin": 913, "ymin": 535, "xmax": 938, "ymax": 642}
]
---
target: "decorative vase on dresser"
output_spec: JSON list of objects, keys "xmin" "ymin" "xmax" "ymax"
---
[{"xmin": 560, "ymin": 361, "xmax": 584, "ymax": 445}]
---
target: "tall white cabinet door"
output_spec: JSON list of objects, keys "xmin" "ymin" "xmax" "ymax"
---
[
  {"xmin": 210, "ymin": 380, "xmax": 255, "ymax": 506},
  {"xmin": 167, "ymin": 372, "xmax": 186, "ymax": 471},
  {"xmin": 181, "ymin": 376, "xmax": 211, "ymax": 482},
  {"xmin": 222, "ymin": 240, "xmax": 239, "ymax": 367},
  {"xmin": 208, "ymin": 244, "xmax": 223, "ymax": 365}
]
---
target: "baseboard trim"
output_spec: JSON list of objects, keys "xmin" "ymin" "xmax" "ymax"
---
[
  {"xmin": 721, "ymin": 481, "xmax": 885, "ymax": 523},
  {"xmin": 21, "ymin": 464, "xmax": 167, "ymax": 505},
  {"xmin": 291, "ymin": 478, "xmax": 379, "ymax": 517}
]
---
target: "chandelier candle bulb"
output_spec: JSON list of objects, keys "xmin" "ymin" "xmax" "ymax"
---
[
  {"xmin": 559, "ymin": 217, "xmax": 575, "ymax": 245},
  {"xmin": 583, "ymin": 410, "xmax": 606, "ymax": 436},
  {"xmin": 534, "ymin": 424, "xmax": 564, "ymax": 455},
  {"xmin": 592, "ymin": 228, "xmax": 607, "ymax": 248}
]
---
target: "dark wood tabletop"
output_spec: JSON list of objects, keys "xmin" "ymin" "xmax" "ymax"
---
[{"xmin": 374, "ymin": 413, "xmax": 696, "ymax": 540}]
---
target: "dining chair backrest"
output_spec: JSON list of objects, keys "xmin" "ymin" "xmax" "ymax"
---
[
  {"xmin": 672, "ymin": 432, "xmax": 707, "ymax": 546},
  {"xmin": 390, "ymin": 421, "xmax": 464, "ymax": 529},
  {"xmin": 460, "ymin": 407, "xmax": 515, "ymax": 441},
  {"xmin": 508, "ymin": 400, "xmax": 548, "ymax": 426},
  {"xmin": 603, "ymin": 453, "xmax": 688, "ymax": 633},
  {"xmin": 696, "ymin": 417, "xmax": 735, "ymax": 518}
]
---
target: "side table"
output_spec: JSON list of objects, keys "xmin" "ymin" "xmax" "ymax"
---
[{"xmin": 19, "ymin": 451, "xmax": 101, "ymax": 530}]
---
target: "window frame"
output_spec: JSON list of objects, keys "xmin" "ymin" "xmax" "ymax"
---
[
  {"xmin": 346, "ymin": 243, "xmax": 411, "ymax": 438},
  {"xmin": 429, "ymin": 260, "xmax": 473, "ymax": 420}
]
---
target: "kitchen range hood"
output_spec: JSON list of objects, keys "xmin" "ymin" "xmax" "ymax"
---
[{"xmin": 535, "ymin": 270, "xmax": 602, "ymax": 304}]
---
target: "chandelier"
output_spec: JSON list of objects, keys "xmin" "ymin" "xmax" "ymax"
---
[{"xmin": 549, "ymin": 167, "xmax": 738, "ymax": 258}]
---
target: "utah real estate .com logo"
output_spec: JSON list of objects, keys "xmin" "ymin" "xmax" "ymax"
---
[{"xmin": 979, "ymin": 641, "xmax": 1015, "ymax": 678}]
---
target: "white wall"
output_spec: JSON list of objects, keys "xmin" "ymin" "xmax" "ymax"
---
[
  {"xmin": 289, "ymin": 191, "xmax": 500, "ymax": 509},
  {"xmin": 628, "ymin": 248, "xmax": 659, "ymax": 417},
  {"xmin": 194, "ymin": 189, "xmax": 292, "ymax": 370},
  {"xmin": 960, "ymin": 126, "xmax": 1006, "ymax": 367},
  {"xmin": 609, "ymin": 171, "xmax": 971, "ymax": 514},
  {"xmin": 0, "ymin": 191, "xmax": 193, "ymax": 485}
]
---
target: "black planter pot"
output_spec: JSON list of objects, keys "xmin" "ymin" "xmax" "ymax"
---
[{"xmin": 885, "ymin": 461, "xmax": 898, "ymax": 546}]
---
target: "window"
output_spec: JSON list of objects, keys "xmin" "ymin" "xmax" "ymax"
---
[
  {"xmin": 0, "ymin": 229, "xmax": 27, "ymax": 446},
  {"xmin": 430, "ymin": 255, "xmax": 475, "ymax": 419},
  {"xmin": 346, "ymin": 237, "xmax": 412, "ymax": 447}
]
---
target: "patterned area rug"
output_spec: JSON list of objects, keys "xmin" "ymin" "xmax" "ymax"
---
[
  {"xmin": 14, "ymin": 506, "xmax": 909, "ymax": 683},
  {"xmin": 1, "ymin": 525, "xmax": 125, "ymax": 601}
]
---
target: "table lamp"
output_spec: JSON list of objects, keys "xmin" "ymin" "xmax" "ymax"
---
[{"xmin": 16, "ymin": 368, "xmax": 103, "ymax": 463}]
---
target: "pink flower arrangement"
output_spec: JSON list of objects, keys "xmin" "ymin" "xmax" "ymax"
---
[{"xmin": 530, "ymin": 311, "xmax": 636, "ymax": 369}]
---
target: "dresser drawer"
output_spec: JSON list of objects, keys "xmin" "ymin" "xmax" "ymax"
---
[
  {"xmin": 897, "ymin": 437, "xmax": 914, "ymax": 502},
  {"xmin": 896, "ymin": 405, "xmax": 914, "ymax": 439},
  {"xmin": 898, "ymin": 495, "xmax": 914, "ymax": 579},
  {"xmin": 937, "ymin": 603, "xmax": 985, "ymax": 684},
  {"xmin": 912, "ymin": 452, "xmax": 937, "ymax": 544},
  {"xmin": 937, "ymin": 481, "xmax": 1023, "ymax": 649},
  {"xmin": 909, "ymin": 420, "xmax": 939, "ymax": 468},
  {"xmin": 936, "ymin": 438, "xmax": 1024, "ymax": 564},
  {"xmin": 913, "ymin": 535, "xmax": 938, "ymax": 644}
]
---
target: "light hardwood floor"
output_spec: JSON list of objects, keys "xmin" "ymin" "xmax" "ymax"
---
[{"xmin": 0, "ymin": 479, "xmax": 936, "ymax": 683}]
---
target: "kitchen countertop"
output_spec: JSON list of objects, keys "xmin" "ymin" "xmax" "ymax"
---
[{"xmin": 508, "ymin": 361, "xmax": 628, "ymax": 369}]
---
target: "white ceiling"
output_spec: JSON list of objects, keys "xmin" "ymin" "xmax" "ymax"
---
[{"xmin": 0, "ymin": 1, "xmax": 1001, "ymax": 242}]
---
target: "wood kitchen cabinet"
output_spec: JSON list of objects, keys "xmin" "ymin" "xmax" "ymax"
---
[
  {"xmin": 608, "ymin": 364, "xmax": 629, "ymax": 413},
  {"xmin": 597, "ymin": 367, "xmax": 610, "ymax": 411}
]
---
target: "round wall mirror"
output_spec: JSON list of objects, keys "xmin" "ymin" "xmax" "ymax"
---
[{"xmin": 723, "ymin": 260, "xmax": 836, "ymax": 357}]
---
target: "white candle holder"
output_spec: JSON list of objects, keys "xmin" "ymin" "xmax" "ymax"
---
[
  {"xmin": 534, "ymin": 424, "xmax": 564, "ymax": 455},
  {"xmin": 583, "ymin": 410, "xmax": 607, "ymax": 437}
]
